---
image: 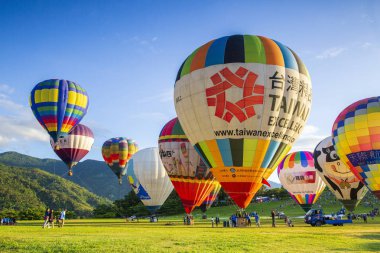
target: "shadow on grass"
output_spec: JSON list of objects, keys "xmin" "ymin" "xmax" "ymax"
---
[{"xmin": 350, "ymin": 233, "xmax": 380, "ymax": 252}]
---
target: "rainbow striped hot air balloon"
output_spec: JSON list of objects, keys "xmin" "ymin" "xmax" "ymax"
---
[
  {"xmin": 277, "ymin": 151, "xmax": 326, "ymax": 212},
  {"xmin": 174, "ymin": 35, "xmax": 312, "ymax": 209},
  {"xmin": 101, "ymin": 137, "xmax": 138, "ymax": 184},
  {"xmin": 30, "ymin": 79, "xmax": 89, "ymax": 148},
  {"xmin": 332, "ymin": 97, "xmax": 380, "ymax": 200},
  {"xmin": 50, "ymin": 124, "xmax": 94, "ymax": 176},
  {"xmin": 158, "ymin": 118, "xmax": 217, "ymax": 214}
]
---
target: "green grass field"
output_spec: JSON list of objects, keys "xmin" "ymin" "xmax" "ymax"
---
[
  {"xmin": 1, "ymin": 199, "xmax": 379, "ymax": 252},
  {"xmin": 1, "ymin": 215, "xmax": 379, "ymax": 253}
]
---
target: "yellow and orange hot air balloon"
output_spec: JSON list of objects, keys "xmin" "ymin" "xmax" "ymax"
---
[
  {"xmin": 158, "ymin": 118, "xmax": 217, "ymax": 214},
  {"xmin": 174, "ymin": 35, "xmax": 312, "ymax": 209},
  {"xmin": 332, "ymin": 97, "xmax": 380, "ymax": 199}
]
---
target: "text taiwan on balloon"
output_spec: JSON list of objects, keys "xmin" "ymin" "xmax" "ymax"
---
[{"xmin": 174, "ymin": 35, "xmax": 312, "ymax": 208}]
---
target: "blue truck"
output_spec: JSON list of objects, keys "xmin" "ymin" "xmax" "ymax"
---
[{"xmin": 304, "ymin": 209, "xmax": 353, "ymax": 226}]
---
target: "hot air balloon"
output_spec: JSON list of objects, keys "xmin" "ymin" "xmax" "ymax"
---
[
  {"xmin": 332, "ymin": 97, "xmax": 380, "ymax": 200},
  {"xmin": 126, "ymin": 147, "xmax": 173, "ymax": 214},
  {"xmin": 199, "ymin": 182, "xmax": 222, "ymax": 213},
  {"xmin": 101, "ymin": 137, "xmax": 138, "ymax": 184},
  {"xmin": 50, "ymin": 124, "xmax": 94, "ymax": 176},
  {"xmin": 158, "ymin": 118, "xmax": 217, "ymax": 214},
  {"xmin": 30, "ymin": 79, "xmax": 89, "ymax": 149},
  {"xmin": 277, "ymin": 151, "xmax": 326, "ymax": 212},
  {"xmin": 174, "ymin": 35, "xmax": 312, "ymax": 209},
  {"xmin": 314, "ymin": 136, "xmax": 368, "ymax": 212}
]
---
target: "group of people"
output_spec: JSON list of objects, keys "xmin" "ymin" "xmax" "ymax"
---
[
  {"xmin": 183, "ymin": 214, "xmax": 194, "ymax": 225},
  {"xmin": 225, "ymin": 212, "xmax": 260, "ymax": 227},
  {"xmin": 0, "ymin": 217, "xmax": 16, "ymax": 225},
  {"xmin": 42, "ymin": 208, "xmax": 66, "ymax": 228},
  {"xmin": 210, "ymin": 216, "xmax": 220, "ymax": 227}
]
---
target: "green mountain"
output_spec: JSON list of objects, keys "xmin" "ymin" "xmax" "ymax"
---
[
  {"xmin": 0, "ymin": 164, "xmax": 110, "ymax": 216},
  {"xmin": 0, "ymin": 151, "xmax": 131, "ymax": 200}
]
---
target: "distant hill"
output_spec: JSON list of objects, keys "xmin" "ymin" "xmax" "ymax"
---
[
  {"xmin": 0, "ymin": 152, "xmax": 131, "ymax": 200},
  {"xmin": 0, "ymin": 164, "xmax": 110, "ymax": 215},
  {"xmin": 267, "ymin": 180, "xmax": 281, "ymax": 189}
]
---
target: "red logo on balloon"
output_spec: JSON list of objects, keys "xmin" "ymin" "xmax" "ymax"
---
[{"xmin": 206, "ymin": 67, "xmax": 264, "ymax": 123}]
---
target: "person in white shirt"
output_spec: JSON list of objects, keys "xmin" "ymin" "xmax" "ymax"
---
[{"xmin": 59, "ymin": 209, "xmax": 67, "ymax": 228}]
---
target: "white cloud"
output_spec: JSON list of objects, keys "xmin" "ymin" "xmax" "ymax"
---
[
  {"xmin": 316, "ymin": 47, "xmax": 346, "ymax": 59},
  {"xmin": 81, "ymin": 119, "xmax": 112, "ymax": 138},
  {"xmin": 0, "ymin": 84, "xmax": 15, "ymax": 94},
  {"xmin": 139, "ymin": 89, "xmax": 173, "ymax": 103},
  {"xmin": 290, "ymin": 124, "xmax": 326, "ymax": 153},
  {"xmin": 0, "ymin": 94, "xmax": 24, "ymax": 112},
  {"xmin": 128, "ymin": 36, "xmax": 160, "ymax": 54},
  {"xmin": 361, "ymin": 13, "xmax": 375, "ymax": 24},
  {"xmin": 361, "ymin": 42, "xmax": 372, "ymax": 48},
  {"xmin": 0, "ymin": 93, "xmax": 49, "ymax": 148}
]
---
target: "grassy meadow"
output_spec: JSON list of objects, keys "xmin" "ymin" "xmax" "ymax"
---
[
  {"xmin": 1, "ymin": 199, "xmax": 379, "ymax": 252},
  {"xmin": 1, "ymin": 215, "xmax": 379, "ymax": 252}
]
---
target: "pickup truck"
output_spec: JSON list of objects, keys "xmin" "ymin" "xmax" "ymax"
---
[{"xmin": 304, "ymin": 209, "xmax": 353, "ymax": 226}]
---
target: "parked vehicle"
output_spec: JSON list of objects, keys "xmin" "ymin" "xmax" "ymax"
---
[{"xmin": 304, "ymin": 209, "xmax": 352, "ymax": 226}]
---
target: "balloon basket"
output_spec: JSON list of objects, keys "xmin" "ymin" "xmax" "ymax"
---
[
  {"xmin": 235, "ymin": 217, "xmax": 248, "ymax": 227},
  {"xmin": 149, "ymin": 216, "xmax": 158, "ymax": 223},
  {"xmin": 68, "ymin": 170, "xmax": 73, "ymax": 176}
]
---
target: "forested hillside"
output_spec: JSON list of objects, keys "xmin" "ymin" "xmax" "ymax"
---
[
  {"xmin": 0, "ymin": 164, "xmax": 110, "ymax": 216},
  {"xmin": 0, "ymin": 151, "xmax": 131, "ymax": 200}
]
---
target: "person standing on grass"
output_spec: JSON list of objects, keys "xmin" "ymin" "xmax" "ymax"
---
[
  {"xmin": 211, "ymin": 217, "xmax": 215, "ymax": 227},
  {"xmin": 42, "ymin": 208, "xmax": 50, "ymax": 228},
  {"xmin": 215, "ymin": 216, "xmax": 220, "ymax": 227},
  {"xmin": 254, "ymin": 213, "xmax": 260, "ymax": 227},
  {"xmin": 246, "ymin": 214, "xmax": 251, "ymax": 227},
  {"xmin": 271, "ymin": 210, "xmax": 276, "ymax": 227},
  {"xmin": 48, "ymin": 209, "xmax": 55, "ymax": 228},
  {"xmin": 59, "ymin": 209, "xmax": 66, "ymax": 227}
]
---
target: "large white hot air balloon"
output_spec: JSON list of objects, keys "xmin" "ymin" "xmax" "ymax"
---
[
  {"xmin": 126, "ymin": 147, "xmax": 173, "ymax": 213},
  {"xmin": 174, "ymin": 35, "xmax": 312, "ymax": 209}
]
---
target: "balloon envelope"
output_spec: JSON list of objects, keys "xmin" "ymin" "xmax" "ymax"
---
[
  {"xmin": 277, "ymin": 151, "xmax": 325, "ymax": 212},
  {"xmin": 101, "ymin": 137, "xmax": 138, "ymax": 184},
  {"xmin": 126, "ymin": 147, "xmax": 173, "ymax": 213},
  {"xmin": 314, "ymin": 136, "xmax": 368, "ymax": 212},
  {"xmin": 30, "ymin": 79, "xmax": 89, "ymax": 144},
  {"xmin": 159, "ymin": 118, "xmax": 217, "ymax": 214},
  {"xmin": 332, "ymin": 97, "xmax": 380, "ymax": 200},
  {"xmin": 50, "ymin": 124, "xmax": 94, "ymax": 175},
  {"xmin": 174, "ymin": 35, "xmax": 312, "ymax": 208},
  {"xmin": 199, "ymin": 182, "xmax": 222, "ymax": 213}
]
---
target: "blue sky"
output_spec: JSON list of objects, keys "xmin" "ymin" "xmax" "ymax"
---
[{"xmin": 1, "ymin": 0, "xmax": 379, "ymax": 182}]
